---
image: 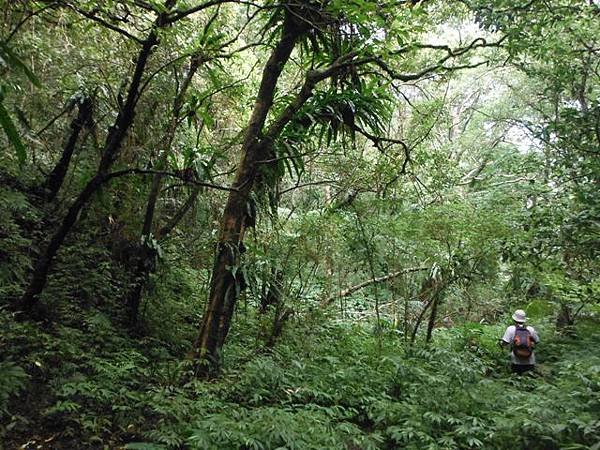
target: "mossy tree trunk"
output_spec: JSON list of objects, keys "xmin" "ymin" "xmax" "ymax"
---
[{"xmin": 193, "ymin": 13, "xmax": 303, "ymax": 376}]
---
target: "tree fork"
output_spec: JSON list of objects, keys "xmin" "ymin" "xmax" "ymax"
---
[
  {"xmin": 192, "ymin": 7, "xmax": 370, "ymax": 375},
  {"xmin": 158, "ymin": 185, "xmax": 202, "ymax": 239},
  {"xmin": 410, "ymin": 277, "xmax": 438, "ymax": 344}
]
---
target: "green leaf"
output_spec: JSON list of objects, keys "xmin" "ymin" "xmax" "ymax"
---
[
  {"xmin": 0, "ymin": 101, "xmax": 26, "ymax": 165},
  {"xmin": 0, "ymin": 41, "xmax": 41, "ymax": 88}
]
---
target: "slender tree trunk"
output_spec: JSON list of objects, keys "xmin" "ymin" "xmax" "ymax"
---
[
  {"xmin": 141, "ymin": 54, "xmax": 202, "ymax": 240},
  {"xmin": 158, "ymin": 185, "xmax": 201, "ymax": 239},
  {"xmin": 404, "ymin": 285, "xmax": 409, "ymax": 342},
  {"xmin": 410, "ymin": 295, "xmax": 434, "ymax": 344},
  {"xmin": 260, "ymin": 267, "xmax": 284, "ymax": 313},
  {"xmin": 258, "ymin": 267, "xmax": 290, "ymax": 348},
  {"xmin": 266, "ymin": 305, "xmax": 292, "ymax": 348},
  {"xmin": 193, "ymin": 13, "xmax": 303, "ymax": 376},
  {"xmin": 425, "ymin": 293, "xmax": 440, "ymax": 343},
  {"xmin": 126, "ymin": 55, "xmax": 203, "ymax": 325},
  {"xmin": 126, "ymin": 184, "xmax": 201, "ymax": 325},
  {"xmin": 43, "ymin": 96, "xmax": 93, "ymax": 201},
  {"xmin": 17, "ymin": 26, "xmax": 162, "ymax": 313},
  {"xmin": 19, "ymin": 174, "xmax": 105, "ymax": 311},
  {"xmin": 410, "ymin": 276, "xmax": 437, "ymax": 344}
]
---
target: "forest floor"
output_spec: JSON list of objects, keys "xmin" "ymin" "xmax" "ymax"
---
[{"xmin": 1, "ymin": 298, "xmax": 599, "ymax": 450}]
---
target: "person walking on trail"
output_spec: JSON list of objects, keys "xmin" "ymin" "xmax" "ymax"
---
[{"xmin": 499, "ymin": 309, "xmax": 540, "ymax": 375}]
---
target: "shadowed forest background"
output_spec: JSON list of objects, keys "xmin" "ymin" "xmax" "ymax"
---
[{"xmin": 0, "ymin": 0, "xmax": 599, "ymax": 448}]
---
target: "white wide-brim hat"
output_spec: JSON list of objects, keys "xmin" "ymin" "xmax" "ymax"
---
[{"xmin": 512, "ymin": 309, "xmax": 527, "ymax": 323}]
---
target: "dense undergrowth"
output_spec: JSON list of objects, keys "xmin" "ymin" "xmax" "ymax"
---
[
  {"xmin": 2, "ymin": 300, "xmax": 599, "ymax": 449},
  {"xmin": 2, "ymin": 0, "xmax": 600, "ymax": 446},
  {"xmin": 1, "ymin": 183, "xmax": 600, "ymax": 449}
]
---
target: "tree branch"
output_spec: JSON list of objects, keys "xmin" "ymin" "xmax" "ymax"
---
[
  {"xmin": 320, "ymin": 266, "xmax": 429, "ymax": 307},
  {"xmin": 487, "ymin": 176, "xmax": 535, "ymax": 187},
  {"xmin": 280, "ymin": 179, "xmax": 338, "ymax": 195},
  {"xmin": 166, "ymin": 0, "xmax": 267, "ymax": 23},
  {"xmin": 66, "ymin": 4, "xmax": 144, "ymax": 44},
  {"xmin": 264, "ymin": 51, "xmax": 361, "ymax": 141},
  {"xmin": 375, "ymin": 36, "xmax": 505, "ymax": 82},
  {"xmin": 103, "ymin": 168, "xmax": 237, "ymax": 192}
]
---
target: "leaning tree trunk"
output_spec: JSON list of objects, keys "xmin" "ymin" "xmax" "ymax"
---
[
  {"xmin": 193, "ymin": 13, "xmax": 303, "ymax": 376},
  {"xmin": 16, "ymin": 25, "xmax": 163, "ymax": 313},
  {"xmin": 192, "ymin": 3, "xmax": 361, "ymax": 375},
  {"xmin": 157, "ymin": 185, "xmax": 201, "ymax": 239},
  {"xmin": 42, "ymin": 96, "xmax": 93, "ymax": 201},
  {"xmin": 260, "ymin": 267, "xmax": 291, "ymax": 348}
]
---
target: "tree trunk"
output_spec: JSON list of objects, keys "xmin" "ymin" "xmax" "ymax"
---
[
  {"xmin": 410, "ymin": 276, "xmax": 438, "ymax": 344},
  {"xmin": 18, "ymin": 174, "xmax": 105, "ymax": 311},
  {"xmin": 258, "ymin": 267, "xmax": 290, "ymax": 348},
  {"xmin": 126, "ymin": 184, "xmax": 201, "ymax": 325},
  {"xmin": 260, "ymin": 267, "xmax": 284, "ymax": 313},
  {"xmin": 191, "ymin": 4, "xmax": 360, "ymax": 375},
  {"xmin": 425, "ymin": 292, "xmax": 440, "ymax": 343},
  {"xmin": 43, "ymin": 96, "xmax": 93, "ymax": 201},
  {"xmin": 126, "ymin": 55, "xmax": 202, "ymax": 325},
  {"xmin": 266, "ymin": 306, "xmax": 292, "ymax": 348},
  {"xmin": 158, "ymin": 185, "xmax": 201, "ymax": 239},
  {"xmin": 17, "ymin": 28, "xmax": 161, "ymax": 313},
  {"xmin": 141, "ymin": 54, "xmax": 202, "ymax": 241},
  {"xmin": 193, "ymin": 13, "xmax": 303, "ymax": 376}
]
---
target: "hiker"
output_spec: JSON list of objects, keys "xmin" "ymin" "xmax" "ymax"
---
[{"xmin": 499, "ymin": 309, "xmax": 540, "ymax": 375}]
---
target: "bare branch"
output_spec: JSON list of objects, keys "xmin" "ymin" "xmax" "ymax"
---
[
  {"xmin": 280, "ymin": 179, "xmax": 338, "ymax": 195},
  {"xmin": 166, "ymin": 0, "xmax": 268, "ymax": 23},
  {"xmin": 103, "ymin": 168, "xmax": 237, "ymax": 192},
  {"xmin": 66, "ymin": 3, "xmax": 144, "ymax": 44},
  {"xmin": 320, "ymin": 266, "xmax": 429, "ymax": 307},
  {"xmin": 487, "ymin": 177, "xmax": 536, "ymax": 187},
  {"xmin": 376, "ymin": 36, "xmax": 505, "ymax": 82}
]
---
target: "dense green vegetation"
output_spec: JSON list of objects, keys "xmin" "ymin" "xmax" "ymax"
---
[{"xmin": 1, "ymin": 0, "xmax": 599, "ymax": 448}]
